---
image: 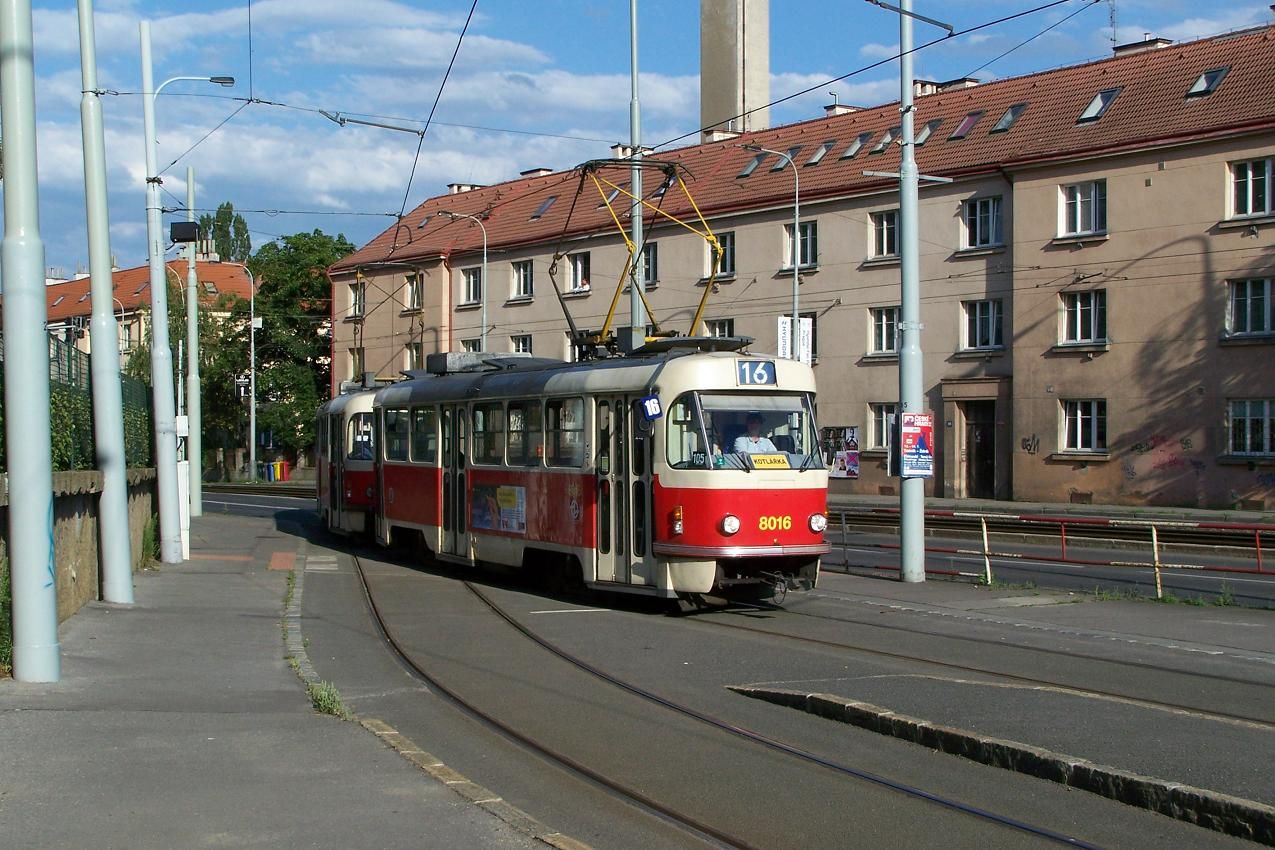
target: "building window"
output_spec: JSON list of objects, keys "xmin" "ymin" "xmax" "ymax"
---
[
  {"xmin": 870, "ymin": 402, "xmax": 897, "ymax": 450},
  {"xmin": 1063, "ymin": 290, "xmax": 1108, "ymax": 343},
  {"xmin": 712, "ymin": 231, "xmax": 735, "ymax": 276},
  {"xmin": 349, "ymin": 281, "xmax": 366, "ymax": 317},
  {"xmin": 990, "ymin": 103, "xmax": 1027, "ymax": 133},
  {"xmin": 512, "ymin": 334, "xmax": 532, "ymax": 354},
  {"xmin": 839, "ymin": 131, "xmax": 874, "ymax": 160},
  {"xmin": 1187, "ymin": 67, "xmax": 1228, "ymax": 98},
  {"xmin": 641, "ymin": 242, "xmax": 658, "ymax": 287},
  {"xmin": 1077, "ymin": 87, "xmax": 1121, "ymax": 123},
  {"xmin": 805, "ymin": 140, "xmax": 836, "ymax": 166},
  {"xmin": 1229, "ymin": 399, "xmax": 1274, "ymax": 456},
  {"xmin": 771, "ymin": 146, "xmax": 802, "ymax": 171},
  {"xmin": 870, "ymin": 127, "xmax": 899, "ymax": 154},
  {"xmin": 1062, "ymin": 399, "xmax": 1107, "ymax": 452},
  {"xmin": 870, "ymin": 307, "xmax": 899, "ymax": 354},
  {"xmin": 1232, "ymin": 158, "xmax": 1272, "ymax": 218},
  {"xmin": 783, "ymin": 221, "xmax": 818, "ymax": 268},
  {"xmin": 705, "ymin": 318, "xmax": 734, "ymax": 338},
  {"xmin": 1062, "ymin": 180, "xmax": 1107, "ymax": 236},
  {"xmin": 511, "ymin": 260, "xmax": 534, "ymax": 299},
  {"xmin": 404, "ymin": 272, "xmax": 422, "ymax": 311},
  {"xmin": 963, "ymin": 196, "xmax": 1003, "ymax": 248},
  {"xmin": 530, "ymin": 195, "xmax": 557, "ymax": 220},
  {"xmin": 461, "ymin": 338, "xmax": 481, "ymax": 353},
  {"xmin": 349, "ymin": 347, "xmax": 364, "ymax": 378},
  {"xmin": 738, "ymin": 152, "xmax": 767, "ymax": 178},
  {"xmin": 461, "ymin": 267, "xmax": 482, "ymax": 305},
  {"xmin": 964, "ymin": 300, "xmax": 1004, "ymax": 349},
  {"xmin": 914, "ymin": 119, "xmax": 943, "ymax": 146},
  {"xmin": 405, "ymin": 341, "xmax": 423, "ymax": 370},
  {"xmin": 871, "ymin": 210, "xmax": 899, "ymax": 258},
  {"xmin": 568, "ymin": 252, "xmax": 590, "ymax": 292},
  {"xmin": 949, "ymin": 111, "xmax": 984, "ymax": 140},
  {"xmin": 1228, "ymin": 278, "xmax": 1272, "ymax": 335}
]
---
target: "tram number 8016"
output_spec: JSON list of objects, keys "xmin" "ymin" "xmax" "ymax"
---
[{"xmin": 758, "ymin": 515, "xmax": 793, "ymax": 531}]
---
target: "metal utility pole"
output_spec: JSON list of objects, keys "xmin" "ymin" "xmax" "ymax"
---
[
  {"xmin": 741, "ymin": 144, "xmax": 800, "ymax": 359},
  {"xmin": 2, "ymin": 0, "xmax": 60, "ymax": 681},
  {"xmin": 185, "ymin": 167, "xmax": 202, "ymax": 516},
  {"xmin": 439, "ymin": 212, "xmax": 488, "ymax": 351},
  {"xmin": 78, "ymin": 0, "xmax": 133, "ymax": 603},
  {"xmin": 628, "ymin": 0, "xmax": 646, "ymax": 342}
]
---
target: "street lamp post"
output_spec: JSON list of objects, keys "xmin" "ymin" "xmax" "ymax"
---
[
  {"xmin": 439, "ymin": 211, "xmax": 488, "ymax": 351},
  {"xmin": 742, "ymin": 144, "xmax": 800, "ymax": 360},
  {"xmin": 140, "ymin": 19, "xmax": 232, "ymax": 562},
  {"xmin": 213, "ymin": 261, "xmax": 257, "ymax": 479}
]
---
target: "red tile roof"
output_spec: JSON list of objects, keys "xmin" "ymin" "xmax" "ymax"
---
[
  {"xmin": 40, "ymin": 261, "xmax": 253, "ymax": 323},
  {"xmin": 334, "ymin": 25, "xmax": 1275, "ymax": 272}
]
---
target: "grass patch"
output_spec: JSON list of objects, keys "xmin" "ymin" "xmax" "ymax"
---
[
  {"xmin": 306, "ymin": 679, "xmax": 350, "ymax": 719},
  {"xmin": 139, "ymin": 513, "xmax": 159, "ymax": 567},
  {"xmin": 284, "ymin": 569, "xmax": 296, "ymax": 611},
  {"xmin": 1214, "ymin": 583, "xmax": 1236, "ymax": 607},
  {"xmin": 1, "ymin": 554, "xmax": 11, "ymax": 677},
  {"xmin": 986, "ymin": 579, "xmax": 1037, "ymax": 592}
]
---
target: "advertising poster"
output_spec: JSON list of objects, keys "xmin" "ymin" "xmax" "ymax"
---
[
  {"xmin": 471, "ymin": 484, "xmax": 527, "ymax": 534},
  {"xmin": 821, "ymin": 426, "xmax": 860, "ymax": 479},
  {"xmin": 776, "ymin": 316, "xmax": 813, "ymax": 365},
  {"xmin": 900, "ymin": 412, "xmax": 934, "ymax": 478}
]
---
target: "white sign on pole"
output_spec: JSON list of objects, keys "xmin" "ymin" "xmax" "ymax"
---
[{"xmin": 776, "ymin": 317, "xmax": 813, "ymax": 364}]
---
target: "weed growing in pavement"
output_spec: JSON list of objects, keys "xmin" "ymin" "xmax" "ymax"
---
[
  {"xmin": 284, "ymin": 569, "xmax": 296, "ymax": 611},
  {"xmin": 986, "ymin": 579, "xmax": 1038, "ymax": 592},
  {"xmin": 307, "ymin": 680, "xmax": 350, "ymax": 720},
  {"xmin": 286, "ymin": 655, "xmax": 300, "ymax": 674},
  {"xmin": 1214, "ymin": 583, "xmax": 1236, "ymax": 607},
  {"xmin": 140, "ymin": 513, "xmax": 159, "ymax": 566},
  {"xmin": 0, "ymin": 554, "xmax": 11, "ymax": 677}
]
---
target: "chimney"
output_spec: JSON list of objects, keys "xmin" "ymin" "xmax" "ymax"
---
[
  {"xmin": 519, "ymin": 167, "xmax": 553, "ymax": 177},
  {"xmin": 700, "ymin": 0, "xmax": 770, "ymax": 142},
  {"xmin": 609, "ymin": 143, "xmax": 655, "ymax": 159},
  {"xmin": 447, "ymin": 182, "xmax": 486, "ymax": 195},
  {"xmin": 824, "ymin": 92, "xmax": 856, "ymax": 117},
  {"xmin": 937, "ymin": 77, "xmax": 979, "ymax": 93},
  {"xmin": 1113, "ymin": 35, "xmax": 1172, "ymax": 56},
  {"xmin": 913, "ymin": 79, "xmax": 941, "ymax": 97}
]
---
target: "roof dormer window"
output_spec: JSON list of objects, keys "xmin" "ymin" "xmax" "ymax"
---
[
  {"xmin": 990, "ymin": 103, "xmax": 1027, "ymax": 134},
  {"xmin": 839, "ymin": 132, "xmax": 873, "ymax": 160},
  {"xmin": 870, "ymin": 127, "xmax": 900, "ymax": 154},
  {"xmin": 771, "ymin": 146, "xmax": 802, "ymax": 171},
  {"xmin": 805, "ymin": 140, "xmax": 836, "ymax": 166},
  {"xmin": 914, "ymin": 119, "xmax": 943, "ymax": 146},
  {"xmin": 949, "ymin": 111, "xmax": 984, "ymax": 140},
  {"xmin": 737, "ymin": 152, "xmax": 767, "ymax": 178},
  {"xmin": 1186, "ymin": 67, "xmax": 1228, "ymax": 98},
  {"xmin": 530, "ymin": 195, "xmax": 557, "ymax": 220},
  {"xmin": 1078, "ymin": 88, "xmax": 1120, "ymax": 123}
]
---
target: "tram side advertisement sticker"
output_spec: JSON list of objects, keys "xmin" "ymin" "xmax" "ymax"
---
[
  {"xmin": 900, "ymin": 412, "xmax": 934, "ymax": 479},
  {"xmin": 472, "ymin": 484, "xmax": 527, "ymax": 534}
]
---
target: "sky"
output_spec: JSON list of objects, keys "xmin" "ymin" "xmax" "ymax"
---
[{"xmin": 14, "ymin": 0, "xmax": 1275, "ymax": 276}]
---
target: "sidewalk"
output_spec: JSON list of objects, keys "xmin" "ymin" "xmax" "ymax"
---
[{"xmin": 0, "ymin": 512, "xmax": 543, "ymax": 850}]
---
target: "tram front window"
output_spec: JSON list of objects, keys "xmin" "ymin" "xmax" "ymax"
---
[{"xmin": 667, "ymin": 392, "xmax": 822, "ymax": 470}]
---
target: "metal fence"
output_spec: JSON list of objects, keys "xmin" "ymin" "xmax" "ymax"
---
[{"xmin": 0, "ymin": 334, "xmax": 153, "ymax": 473}]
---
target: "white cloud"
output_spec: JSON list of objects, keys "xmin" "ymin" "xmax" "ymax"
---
[
  {"xmin": 297, "ymin": 29, "xmax": 550, "ymax": 70},
  {"xmin": 859, "ymin": 43, "xmax": 899, "ymax": 60}
]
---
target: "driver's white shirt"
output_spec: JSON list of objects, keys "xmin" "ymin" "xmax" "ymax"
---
[{"xmin": 733, "ymin": 435, "xmax": 777, "ymax": 454}]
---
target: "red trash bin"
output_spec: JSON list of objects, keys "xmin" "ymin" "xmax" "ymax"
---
[{"xmin": 280, "ymin": 460, "xmax": 291, "ymax": 481}]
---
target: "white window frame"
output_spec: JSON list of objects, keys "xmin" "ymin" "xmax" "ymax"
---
[
  {"xmin": 568, "ymin": 252, "xmax": 591, "ymax": 292},
  {"xmin": 1231, "ymin": 158, "xmax": 1272, "ymax": 218},
  {"xmin": 963, "ymin": 299, "xmax": 1004, "ymax": 350},
  {"xmin": 641, "ymin": 242, "xmax": 658, "ymax": 287},
  {"xmin": 1062, "ymin": 290, "xmax": 1108, "ymax": 343},
  {"xmin": 461, "ymin": 267, "xmax": 482, "ymax": 306},
  {"xmin": 460, "ymin": 338, "xmax": 481, "ymax": 353},
  {"xmin": 512, "ymin": 260, "xmax": 534, "ymax": 300},
  {"xmin": 705, "ymin": 318, "xmax": 735, "ymax": 338},
  {"xmin": 1228, "ymin": 278, "xmax": 1272, "ymax": 336},
  {"xmin": 870, "ymin": 306, "xmax": 899, "ymax": 354},
  {"xmin": 963, "ymin": 196, "xmax": 1003, "ymax": 248},
  {"xmin": 404, "ymin": 272, "xmax": 422, "ymax": 311},
  {"xmin": 511, "ymin": 334, "xmax": 533, "ymax": 354},
  {"xmin": 349, "ymin": 347, "xmax": 365, "ymax": 377},
  {"xmin": 1229, "ymin": 399, "xmax": 1274, "ymax": 456},
  {"xmin": 869, "ymin": 402, "xmax": 897, "ymax": 450},
  {"xmin": 1061, "ymin": 180, "xmax": 1107, "ymax": 236},
  {"xmin": 713, "ymin": 230, "xmax": 736, "ymax": 276},
  {"xmin": 349, "ymin": 281, "xmax": 366, "ymax": 317},
  {"xmin": 405, "ymin": 341, "xmax": 422, "ymax": 370},
  {"xmin": 1062, "ymin": 399, "xmax": 1107, "ymax": 452},
  {"xmin": 783, "ymin": 220, "xmax": 818, "ymax": 269},
  {"xmin": 871, "ymin": 210, "xmax": 899, "ymax": 258}
]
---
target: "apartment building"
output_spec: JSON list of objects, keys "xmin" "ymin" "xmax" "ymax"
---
[{"xmin": 330, "ymin": 27, "xmax": 1275, "ymax": 509}]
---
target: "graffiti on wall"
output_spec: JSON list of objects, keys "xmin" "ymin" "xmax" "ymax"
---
[{"xmin": 1019, "ymin": 433, "xmax": 1041, "ymax": 455}]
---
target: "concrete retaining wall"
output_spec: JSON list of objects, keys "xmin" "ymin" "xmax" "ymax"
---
[{"xmin": 0, "ymin": 469, "xmax": 157, "ymax": 623}]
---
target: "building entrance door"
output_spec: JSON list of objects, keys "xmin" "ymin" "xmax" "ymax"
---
[{"xmin": 963, "ymin": 400, "xmax": 996, "ymax": 500}]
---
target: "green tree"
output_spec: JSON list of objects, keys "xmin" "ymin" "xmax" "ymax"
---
[
  {"xmin": 249, "ymin": 229, "xmax": 356, "ymax": 459},
  {"xmin": 198, "ymin": 201, "xmax": 251, "ymax": 262}
]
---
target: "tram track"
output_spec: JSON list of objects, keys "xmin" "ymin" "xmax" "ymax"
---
[{"xmin": 350, "ymin": 552, "xmax": 1107, "ymax": 849}]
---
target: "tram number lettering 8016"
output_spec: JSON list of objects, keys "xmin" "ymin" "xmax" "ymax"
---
[{"xmin": 758, "ymin": 515, "xmax": 793, "ymax": 531}]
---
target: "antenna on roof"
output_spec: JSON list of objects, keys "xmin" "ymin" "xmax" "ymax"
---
[{"xmin": 1107, "ymin": 0, "xmax": 1118, "ymax": 44}]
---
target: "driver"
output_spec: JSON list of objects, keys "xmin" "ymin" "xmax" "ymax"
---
[{"xmin": 733, "ymin": 413, "xmax": 777, "ymax": 454}]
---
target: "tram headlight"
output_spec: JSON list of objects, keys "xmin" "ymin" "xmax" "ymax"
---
[
  {"xmin": 721, "ymin": 514, "xmax": 741, "ymax": 535},
  {"xmin": 809, "ymin": 513, "xmax": 828, "ymax": 533}
]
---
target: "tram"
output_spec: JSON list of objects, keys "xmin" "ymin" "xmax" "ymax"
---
[
  {"xmin": 315, "ymin": 386, "xmax": 378, "ymax": 535},
  {"xmin": 326, "ymin": 338, "xmax": 830, "ymax": 601}
]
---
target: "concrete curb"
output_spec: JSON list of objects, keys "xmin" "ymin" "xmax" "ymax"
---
[{"xmin": 729, "ymin": 686, "xmax": 1275, "ymax": 846}]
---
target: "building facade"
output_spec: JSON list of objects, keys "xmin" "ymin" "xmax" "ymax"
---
[{"xmin": 331, "ymin": 28, "xmax": 1275, "ymax": 510}]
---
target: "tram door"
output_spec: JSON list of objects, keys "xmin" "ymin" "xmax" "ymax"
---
[
  {"xmin": 328, "ymin": 413, "xmax": 345, "ymax": 530},
  {"xmin": 594, "ymin": 397, "xmax": 654, "ymax": 586},
  {"xmin": 441, "ymin": 404, "xmax": 470, "ymax": 559}
]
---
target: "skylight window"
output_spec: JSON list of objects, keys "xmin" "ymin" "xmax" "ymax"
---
[
  {"xmin": 133, "ymin": 283, "xmax": 147, "ymax": 295},
  {"xmin": 653, "ymin": 175, "xmax": 674, "ymax": 197},
  {"xmin": 52, "ymin": 295, "xmax": 65, "ymax": 307},
  {"xmin": 914, "ymin": 119, "xmax": 943, "ymax": 146},
  {"xmin": 990, "ymin": 103, "xmax": 1027, "ymax": 134},
  {"xmin": 738, "ymin": 152, "xmax": 767, "ymax": 178},
  {"xmin": 870, "ymin": 127, "xmax": 900, "ymax": 154},
  {"xmin": 202, "ymin": 281, "xmax": 218, "ymax": 294},
  {"xmin": 949, "ymin": 111, "xmax": 984, "ymax": 140},
  {"xmin": 840, "ymin": 132, "xmax": 873, "ymax": 160},
  {"xmin": 771, "ymin": 146, "xmax": 802, "ymax": 171},
  {"xmin": 416, "ymin": 215, "xmax": 432, "ymax": 229},
  {"xmin": 530, "ymin": 195, "xmax": 558, "ymax": 220},
  {"xmin": 1186, "ymin": 66, "xmax": 1228, "ymax": 98},
  {"xmin": 79, "ymin": 293, "xmax": 90, "ymax": 302},
  {"xmin": 1078, "ymin": 88, "xmax": 1120, "ymax": 123},
  {"xmin": 598, "ymin": 186, "xmax": 624, "ymax": 207},
  {"xmin": 805, "ymin": 140, "xmax": 836, "ymax": 166}
]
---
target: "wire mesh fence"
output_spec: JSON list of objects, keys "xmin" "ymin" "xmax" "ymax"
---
[{"xmin": 0, "ymin": 333, "xmax": 154, "ymax": 473}]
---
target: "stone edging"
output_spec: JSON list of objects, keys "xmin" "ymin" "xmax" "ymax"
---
[{"xmin": 729, "ymin": 686, "xmax": 1275, "ymax": 846}]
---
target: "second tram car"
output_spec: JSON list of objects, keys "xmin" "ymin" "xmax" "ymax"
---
[
  {"xmin": 322, "ymin": 340, "xmax": 830, "ymax": 600},
  {"xmin": 316, "ymin": 387, "xmax": 378, "ymax": 535}
]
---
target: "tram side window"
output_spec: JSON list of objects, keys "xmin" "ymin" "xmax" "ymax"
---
[
  {"xmin": 410, "ymin": 407, "xmax": 437, "ymax": 463},
  {"xmin": 667, "ymin": 394, "xmax": 711, "ymax": 469},
  {"xmin": 348, "ymin": 412, "xmax": 375, "ymax": 461},
  {"xmin": 472, "ymin": 403, "xmax": 505, "ymax": 465},
  {"xmin": 384, "ymin": 408, "xmax": 410, "ymax": 461},
  {"xmin": 507, "ymin": 400, "xmax": 544, "ymax": 466},
  {"xmin": 546, "ymin": 397, "xmax": 585, "ymax": 467}
]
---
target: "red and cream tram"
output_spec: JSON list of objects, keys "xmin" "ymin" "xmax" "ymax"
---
[
  {"xmin": 323, "ymin": 340, "xmax": 830, "ymax": 599},
  {"xmin": 316, "ymin": 387, "xmax": 378, "ymax": 535}
]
